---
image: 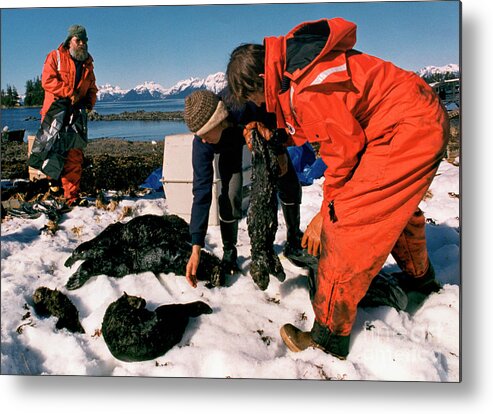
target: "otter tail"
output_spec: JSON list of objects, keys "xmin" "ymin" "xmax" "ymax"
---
[{"xmin": 155, "ymin": 301, "xmax": 213, "ymax": 320}]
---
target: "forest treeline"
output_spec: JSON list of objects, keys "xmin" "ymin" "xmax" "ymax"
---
[{"xmin": 1, "ymin": 77, "xmax": 44, "ymax": 108}]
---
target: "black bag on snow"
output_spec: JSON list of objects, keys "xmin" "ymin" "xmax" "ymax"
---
[{"xmin": 28, "ymin": 98, "xmax": 88, "ymax": 180}]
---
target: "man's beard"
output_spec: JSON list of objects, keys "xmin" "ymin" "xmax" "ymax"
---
[{"xmin": 70, "ymin": 45, "xmax": 89, "ymax": 62}]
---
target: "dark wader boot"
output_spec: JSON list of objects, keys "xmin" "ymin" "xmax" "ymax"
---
[
  {"xmin": 220, "ymin": 219, "xmax": 240, "ymax": 274},
  {"xmin": 281, "ymin": 201, "xmax": 317, "ymax": 269}
]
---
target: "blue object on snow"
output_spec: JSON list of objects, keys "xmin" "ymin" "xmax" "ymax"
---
[
  {"xmin": 287, "ymin": 142, "xmax": 316, "ymax": 173},
  {"xmin": 140, "ymin": 167, "xmax": 164, "ymax": 192},
  {"xmin": 301, "ymin": 157, "xmax": 327, "ymax": 185},
  {"xmin": 287, "ymin": 142, "xmax": 326, "ymax": 186}
]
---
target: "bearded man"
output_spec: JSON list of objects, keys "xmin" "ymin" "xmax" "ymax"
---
[{"xmin": 40, "ymin": 24, "xmax": 98, "ymax": 206}]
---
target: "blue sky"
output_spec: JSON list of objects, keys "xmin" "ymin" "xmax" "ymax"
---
[{"xmin": 1, "ymin": 1, "xmax": 460, "ymax": 95}]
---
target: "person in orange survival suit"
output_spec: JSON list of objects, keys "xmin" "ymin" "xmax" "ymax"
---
[
  {"xmin": 41, "ymin": 24, "xmax": 98, "ymax": 206},
  {"xmin": 226, "ymin": 17, "xmax": 449, "ymax": 359}
]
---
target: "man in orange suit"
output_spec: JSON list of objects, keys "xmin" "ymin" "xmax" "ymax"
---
[
  {"xmin": 41, "ymin": 24, "xmax": 98, "ymax": 206},
  {"xmin": 227, "ymin": 17, "xmax": 449, "ymax": 359}
]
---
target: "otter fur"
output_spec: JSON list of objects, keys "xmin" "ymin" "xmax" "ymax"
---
[
  {"xmin": 32, "ymin": 287, "xmax": 85, "ymax": 333},
  {"xmin": 64, "ymin": 214, "xmax": 224, "ymax": 290},
  {"xmin": 247, "ymin": 130, "xmax": 286, "ymax": 290},
  {"xmin": 102, "ymin": 292, "xmax": 212, "ymax": 362}
]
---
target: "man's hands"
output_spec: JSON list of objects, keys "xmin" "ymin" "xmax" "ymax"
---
[
  {"xmin": 70, "ymin": 90, "xmax": 80, "ymax": 106},
  {"xmin": 243, "ymin": 121, "xmax": 274, "ymax": 151},
  {"xmin": 301, "ymin": 211, "xmax": 323, "ymax": 256},
  {"xmin": 185, "ymin": 245, "xmax": 202, "ymax": 288},
  {"xmin": 70, "ymin": 91, "xmax": 93, "ymax": 112}
]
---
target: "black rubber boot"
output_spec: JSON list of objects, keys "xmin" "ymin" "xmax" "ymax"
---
[
  {"xmin": 281, "ymin": 202, "xmax": 317, "ymax": 268},
  {"xmin": 393, "ymin": 261, "xmax": 441, "ymax": 296},
  {"xmin": 220, "ymin": 219, "xmax": 240, "ymax": 274},
  {"xmin": 310, "ymin": 321, "xmax": 350, "ymax": 360},
  {"xmin": 358, "ymin": 272, "xmax": 408, "ymax": 311}
]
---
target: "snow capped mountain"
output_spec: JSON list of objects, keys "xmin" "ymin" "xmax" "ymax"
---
[
  {"xmin": 133, "ymin": 81, "xmax": 168, "ymax": 98},
  {"xmin": 160, "ymin": 72, "xmax": 227, "ymax": 98},
  {"xmin": 163, "ymin": 77, "xmax": 203, "ymax": 97},
  {"xmin": 196, "ymin": 72, "xmax": 227, "ymax": 94},
  {"xmin": 97, "ymin": 72, "xmax": 227, "ymax": 102},
  {"xmin": 97, "ymin": 65, "xmax": 459, "ymax": 103},
  {"xmin": 417, "ymin": 64, "xmax": 459, "ymax": 79},
  {"xmin": 97, "ymin": 84, "xmax": 129, "ymax": 102},
  {"xmin": 118, "ymin": 81, "xmax": 168, "ymax": 101}
]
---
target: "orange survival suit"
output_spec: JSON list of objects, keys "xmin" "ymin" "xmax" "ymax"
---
[
  {"xmin": 264, "ymin": 18, "xmax": 449, "ymax": 348},
  {"xmin": 41, "ymin": 43, "xmax": 97, "ymax": 203}
]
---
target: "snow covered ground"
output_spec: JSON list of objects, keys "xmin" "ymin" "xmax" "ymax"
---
[{"xmin": 1, "ymin": 157, "xmax": 460, "ymax": 381}]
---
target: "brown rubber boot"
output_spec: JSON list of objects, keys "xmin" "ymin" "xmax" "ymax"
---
[
  {"xmin": 280, "ymin": 323, "xmax": 349, "ymax": 360},
  {"xmin": 280, "ymin": 323, "xmax": 318, "ymax": 352}
]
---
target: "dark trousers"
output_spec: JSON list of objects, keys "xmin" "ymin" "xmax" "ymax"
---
[{"xmin": 218, "ymin": 146, "xmax": 302, "ymax": 223}]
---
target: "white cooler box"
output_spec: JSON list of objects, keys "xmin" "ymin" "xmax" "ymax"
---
[{"xmin": 162, "ymin": 133, "xmax": 251, "ymax": 226}]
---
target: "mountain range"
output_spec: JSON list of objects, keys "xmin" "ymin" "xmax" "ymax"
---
[
  {"xmin": 97, "ymin": 72, "xmax": 227, "ymax": 102},
  {"xmin": 96, "ymin": 64, "xmax": 459, "ymax": 102},
  {"xmin": 417, "ymin": 63, "xmax": 460, "ymax": 80}
]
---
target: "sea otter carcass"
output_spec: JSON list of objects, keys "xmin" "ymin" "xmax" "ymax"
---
[
  {"xmin": 247, "ymin": 130, "xmax": 286, "ymax": 290},
  {"xmin": 32, "ymin": 286, "xmax": 85, "ymax": 333},
  {"xmin": 64, "ymin": 214, "xmax": 224, "ymax": 290},
  {"xmin": 101, "ymin": 292, "xmax": 212, "ymax": 362}
]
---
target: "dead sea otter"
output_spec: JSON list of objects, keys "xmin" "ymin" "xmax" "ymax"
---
[
  {"xmin": 247, "ymin": 130, "xmax": 286, "ymax": 290},
  {"xmin": 102, "ymin": 292, "xmax": 212, "ymax": 362},
  {"xmin": 32, "ymin": 286, "xmax": 85, "ymax": 333},
  {"xmin": 64, "ymin": 214, "xmax": 224, "ymax": 290}
]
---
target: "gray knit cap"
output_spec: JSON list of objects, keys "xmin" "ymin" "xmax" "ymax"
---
[
  {"xmin": 66, "ymin": 24, "xmax": 88, "ymax": 42},
  {"xmin": 184, "ymin": 90, "xmax": 229, "ymax": 136}
]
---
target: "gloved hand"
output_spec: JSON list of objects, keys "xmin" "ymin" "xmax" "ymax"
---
[
  {"xmin": 301, "ymin": 211, "xmax": 323, "ymax": 256},
  {"xmin": 243, "ymin": 121, "xmax": 274, "ymax": 151}
]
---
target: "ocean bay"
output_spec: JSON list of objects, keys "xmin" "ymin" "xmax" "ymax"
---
[{"xmin": 1, "ymin": 99, "xmax": 188, "ymax": 142}]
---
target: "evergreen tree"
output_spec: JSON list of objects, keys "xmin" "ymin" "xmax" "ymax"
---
[
  {"xmin": 24, "ymin": 76, "xmax": 44, "ymax": 106},
  {"xmin": 2, "ymin": 85, "xmax": 14, "ymax": 107},
  {"xmin": 24, "ymin": 80, "xmax": 34, "ymax": 106},
  {"xmin": 12, "ymin": 86, "xmax": 20, "ymax": 106},
  {"xmin": 33, "ymin": 76, "xmax": 44, "ymax": 104},
  {"xmin": 5, "ymin": 85, "xmax": 20, "ymax": 107}
]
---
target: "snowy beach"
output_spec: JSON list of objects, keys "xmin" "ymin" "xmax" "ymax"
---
[{"xmin": 1, "ymin": 156, "xmax": 460, "ymax": 381}]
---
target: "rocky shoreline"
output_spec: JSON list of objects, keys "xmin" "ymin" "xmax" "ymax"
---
[
  {"xmin": 1, "ymin": 109, "xmax": 183, "ymax": 196},
  {"xmin": 1, "ymin": 110, "xmax": 460, "ymax": 195},
  {"xmin": 3, "ymin": 107, "xmax": 184, "ymax": 123},
  {"xmin": 88, "ymin": 110, "xmax": 184, "ymax": 121},
  {"xmin": 1, "ymin": 138, "xmax": 164, "ymax": 194}
]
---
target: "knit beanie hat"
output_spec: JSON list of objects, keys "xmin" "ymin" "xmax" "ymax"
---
[
  {"xmin": 66, "ymin": 25, "xmax": 88, "ymax": 42},
  {"xmin": 184, "ymin": 90, "xmax": 229, "ymax": 136}
]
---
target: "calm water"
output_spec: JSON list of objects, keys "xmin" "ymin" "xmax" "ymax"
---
[{"xmin": 1, "ymin": 99, "xmax": 188, "ymax": 142}]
